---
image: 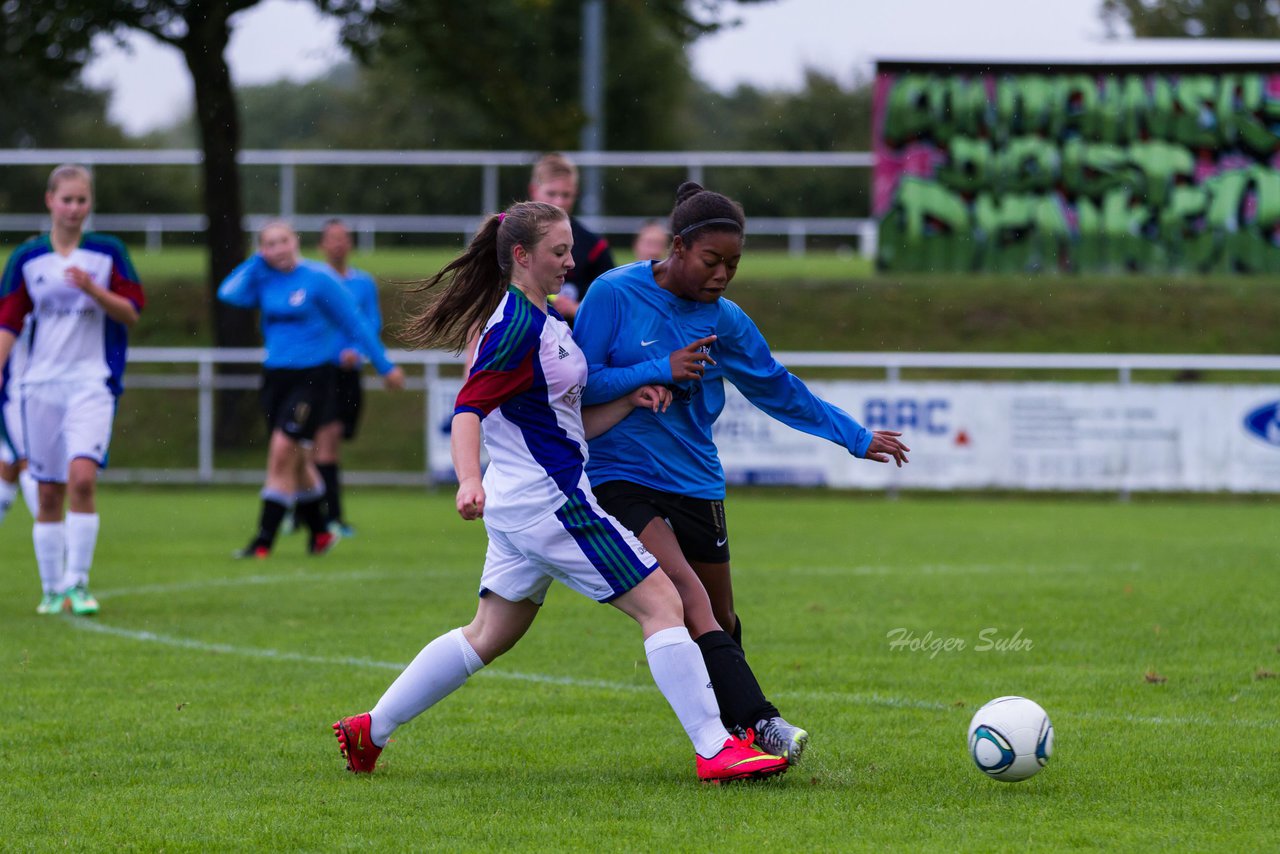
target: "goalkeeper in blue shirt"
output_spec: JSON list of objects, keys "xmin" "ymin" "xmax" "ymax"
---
[
  {"xmin": 218, "ymin": 221, "xmax": 404, "ymax": 558},
  {"xmin": 574, "ymin": 182, "xmax": 910, "ymax": 764}
]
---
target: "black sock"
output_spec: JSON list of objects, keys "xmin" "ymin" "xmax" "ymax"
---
[
  {"xmin": 731, "ymin": 614, "xmax": 743, "ymax": 648},
  {"xmin": 296, "ymin": 494, "xmax": 328, "ymax": 536},
  {"xmin": 255, "ymin": 498, "xmax": 289, "ymax": 548},
  {"xmin": 695, "ymin": 629, "xmax": 778, "ymax": 730},
  {"xmin": 318, "ymin": 462, "xmax": 341, "ymax": 525}
]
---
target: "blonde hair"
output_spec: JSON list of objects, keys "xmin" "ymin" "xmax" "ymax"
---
[
  {"xmin": 47, "ymin": 164, "xmax": 93, "ymax": 194},
  {"xmin": 530, "ymin": 153, "xmax": 577, "ymax": 186},
  {"xmin": 257, "ymin": 219, "xmax": 297, "ymax": 243}
]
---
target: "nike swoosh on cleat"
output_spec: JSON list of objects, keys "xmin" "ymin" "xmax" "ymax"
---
[{"xmin": 726, "ymin": 754, "xmax": 784, "ymax": 770}]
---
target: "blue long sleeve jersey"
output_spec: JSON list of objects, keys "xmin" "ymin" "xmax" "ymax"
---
[
  {"xmin": 217, "ymin": 256, "xmax": 394, "ymax": 374},
  {"xmin": 574, "ymin": 261, "xmax": 873, "ymax": 500},
  {"xmin": 329, "ymin": 265, "xmax": 383, "ymax": 365}
]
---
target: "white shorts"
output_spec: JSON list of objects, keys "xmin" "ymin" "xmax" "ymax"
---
[
  {"xmin": 20, "ymin": 382, "xmax": 116, "ymax": 483},
  {"xmin": 0, "ymin": 394, "xmax": 21, "ymax": 464},
  {"xmin": 480, "ymin": 487, "xmax": 658, "ymax": 605}
]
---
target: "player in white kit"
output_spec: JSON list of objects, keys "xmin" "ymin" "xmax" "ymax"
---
[
  {"xmin": 0, "ymin": 320, "xmax": 37, "ymax": 527},
  {"xmin": 0, "ymin": 165, "xmax": 145, "ymax": 616},
  {"xmin": 331, "ymin": 201, "xmax": 787, "ymax": 783}
]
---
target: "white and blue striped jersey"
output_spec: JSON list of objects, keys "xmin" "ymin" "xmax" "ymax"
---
[
  {"xmin": 454, "ymin": 287, "xmax": 590, "ymax": 533},
  {"xmin": 0, "ymin": 234, "xmax": 144, "ymax": 396}
]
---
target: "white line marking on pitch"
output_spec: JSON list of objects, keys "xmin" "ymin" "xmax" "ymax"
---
[
  {"xmin": 70, "ymin": 569, "xmax": 1270, "ymax": 730},
  {"xmin": 61, "ymin": 617, "xmax": 1275, "ymax": 729}
]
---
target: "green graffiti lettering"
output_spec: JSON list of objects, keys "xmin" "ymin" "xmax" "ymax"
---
[
  {"xmin": 995, "ymin": 75, "xmax": 1054, "ymax": 142},
  {"xmin": 996, "ymin": 137, "xmax": 1059, "ymax": 193},
  {"xmin": 883, "ymin": 74, "xmax": 935, "ymax": 145},
  {"xmin": 1128, "ymin": 141, "xmax": 1194, "ymax": 209},
  {"xmin": 1052, "ymin": 75, "xmax": 1097, "ymax": 140},
  {"xmin": 937, "ymin": 137, "xmax": 990, "ymax": 193},
  {"xmin": 1061, "ymin": 140, "xmax": 1131, "ymax": 198},
  {"xmin": 1173, "ymin": 75, "xmax": 1219, "ymax": 148},
  {"xmin": 876, "ymin": 69, "xmax": 1280, "ymax": 273}
]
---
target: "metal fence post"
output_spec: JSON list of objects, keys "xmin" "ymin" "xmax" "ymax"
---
[
  {"xmin": 198, "ymin": 355, "xmax": 215, "ymax": 483},
  {"xmin": 280, "ymin": 162, "xmax": 296, "ymax": 219},
  {"xmin": 423, "ymin": 360, "xmax": 440, "ymax": 486}
]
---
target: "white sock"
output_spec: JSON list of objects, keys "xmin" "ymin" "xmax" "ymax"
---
[
  {"xmin": 643, "ymin": 626, "xmax": 730, "ymax": 758},
  {"xmin": 369, "ymin": 628, "xmax": 485, "ymax": 747},
  {"xmin": 19, "ymin": 470, "xmax": 38, "ymax": 517},
  {"xmin": 0, "ymin": 478, "xmax": 16, "ymax": 524},
  {"xmin": 65, "ymin": 512, "xmax": 100, "ymax": 588},
  {"xmin": 33, "ymin": 522, "xmax": 66, "ymax": 594}
]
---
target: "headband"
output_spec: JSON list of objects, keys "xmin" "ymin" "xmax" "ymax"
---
[{"xmin": 677, "ymin": 217, "xmax": 742, "ymax": 239}]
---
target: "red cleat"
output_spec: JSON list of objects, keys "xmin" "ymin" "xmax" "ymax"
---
[
  {"xmin": 233, "ymin": 542, "xmax": 270, "ymax": 559},
  {"xmin": 333, "ymin": 713, "xmax": 382, "ymax": 773},
  {"xmin": 696, "ymin": 729, "xmax": 789, "ymax": 784},
  {"xmin": 309, "ymin": 530, "xmax": 340, "ymax": 555}
]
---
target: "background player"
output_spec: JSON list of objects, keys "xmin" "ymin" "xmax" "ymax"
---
[
  {"xmin": 218, "ymin": 221, "xmax": 404, "ymax": 559},
  {"xmin": 0, "ymin": 164, "xmax": 145, "ymax": 616},
  {"xmin": 631, "ymin": 219, "xmax": 670, "ymax": 262},
  {"xmin": 333, "ymin": 201, "xmax": 787, "ymax": 784},
  {"xmin": 312, "ymin": 218, "xmax": 382, "ymax": 537},
  {"xmin": 527, "ymin": 153, "xmax": 615, "ymax": 324},
  {"xmin": 0, "ymin": 320, "xmax": 37, "ymax": 528}
]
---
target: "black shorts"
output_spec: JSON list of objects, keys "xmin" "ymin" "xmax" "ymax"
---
[
  {"xmin": 592, "ymin": 480, "xmax": 729, "ymax": 564},
  {"xmin": 260, "ymin": 365, "xmax": 338, "ymax": 442},
  {"xmin": 332, "ymin": 367, "xmax": 364, "ymax": 440}
]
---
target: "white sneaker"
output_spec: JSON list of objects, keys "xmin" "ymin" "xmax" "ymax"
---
[{"xmin": 754, "ymin": 716, "xmax": 808, "ymax": 766}]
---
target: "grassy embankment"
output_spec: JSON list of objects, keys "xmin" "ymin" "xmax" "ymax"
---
[{"xmin": 9, "ymin": 246, "xmax": 1278, "ymax": 471}]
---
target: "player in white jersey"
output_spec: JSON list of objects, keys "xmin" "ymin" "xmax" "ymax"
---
[
  {"xmin": 331, "ymin": 201, "xmax": 787, "ymax": 784},
  {"xmin": 0, "ymin": 164, "xmax": 145, "ymax": 616},
  {"xmin": 0, "ymin": 320, "xmax": 38, "ymax": 526}
]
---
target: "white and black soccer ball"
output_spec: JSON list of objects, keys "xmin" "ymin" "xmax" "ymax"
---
[{"xmin": 967, "ymin": 695, "xmax": 1053, "ymax": 782}]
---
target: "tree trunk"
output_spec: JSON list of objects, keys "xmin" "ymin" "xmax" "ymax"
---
[{"xmin": 181, "ymin": 11, "xmax": 260, "ymax": 449}]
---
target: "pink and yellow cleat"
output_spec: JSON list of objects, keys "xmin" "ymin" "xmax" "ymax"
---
[
  {"xmin": 333, "ymin": 713, "xmax": 382, "ymax": 773},
  {"xmin": 696, "ymin": 730, "xmax": 789, "ymax": 783}
]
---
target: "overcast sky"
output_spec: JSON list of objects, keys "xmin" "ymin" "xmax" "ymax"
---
[{"xmin": 83, "ymin": 0, "xmax": 1116, "ymax": 137}]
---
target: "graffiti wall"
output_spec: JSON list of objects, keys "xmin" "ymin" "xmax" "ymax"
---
[{"xmin": 873, "ymin": 64, "xmax": 1280, "ymax": 274}]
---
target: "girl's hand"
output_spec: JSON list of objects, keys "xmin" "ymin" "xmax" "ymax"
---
[
  {"xmin": 456, "ymin": 478, "xmax": 485, "ymax": 520},
  {"xmin": 630, "ymin": 384, "xmax": 672, "ymax": 413}
]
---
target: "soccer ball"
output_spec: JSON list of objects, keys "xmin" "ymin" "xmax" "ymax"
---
[{"xmin": 967, "ymin": 695, "xmax": 1053, "ymax": 782}]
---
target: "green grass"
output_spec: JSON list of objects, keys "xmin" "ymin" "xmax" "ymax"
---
[{"xmin": 2, "ymin": 488, "xmax": 1277, "ymax": 850}]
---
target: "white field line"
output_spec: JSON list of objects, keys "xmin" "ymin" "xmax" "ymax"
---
[{"xmin": 64, "ymin": 569, "xmax": 1270, "ymax": 730}]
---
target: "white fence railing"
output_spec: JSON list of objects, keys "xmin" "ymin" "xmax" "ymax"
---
[
  {"xmin": 100, "ymin": 347, "xmax": 1280, "ymax": 489},
  {"xmin": 0, "ymin": 149, "xmax": 878, "ymax": 257}
]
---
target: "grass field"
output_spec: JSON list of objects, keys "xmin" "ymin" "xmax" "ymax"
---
[{"xmin": 2, "ymin": 487, "xmax": 1277, "ymax": 850}]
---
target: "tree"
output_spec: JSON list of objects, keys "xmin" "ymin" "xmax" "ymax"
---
[
  {"xmin": 328, "ymin": 0, "xmax": 770, "ymax": 152},
  {"xmin": 0, "ymin": 0, "xmax": 378, "ymax": 444},
  {"xmin": 1101, "ymin": 0, "xmax": 1280, "ymax": 38}
]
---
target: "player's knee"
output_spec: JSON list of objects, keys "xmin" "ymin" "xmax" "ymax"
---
[{"xmin": 638, "ymin": 569, "xmax": 686, "ymax": 626}]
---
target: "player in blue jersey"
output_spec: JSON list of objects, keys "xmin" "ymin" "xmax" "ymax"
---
[
  {"xmin": 218, "ymin": 221, "xmax": 404, "ymax": 559},
  {"xmin": 0, "ymin": 164, "xmax": 146, "ymax": 616},
  {"xmin": 574, "ymin": 182, "xmax": 911, "ymax": 763},
  {"xmin": 311, "ymin": 219, "xmax": 382, "ymax": 537},
  {"xmin": 527, "ymin": 153, "xmax": 616, "ymax": 325},
  {"xmin": 332, "ymin": 201, "xmax": 788, "ymax": 784}
]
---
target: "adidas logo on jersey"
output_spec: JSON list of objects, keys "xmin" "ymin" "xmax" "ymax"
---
[{"xmin": 558, "ymin": 346, "xmax": 570, "ymax": 360}]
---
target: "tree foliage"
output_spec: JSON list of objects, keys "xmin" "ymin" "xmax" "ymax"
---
[{"xmin": 1101, "ymin": 0, "xmax": 1280, "ymax": 37}]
